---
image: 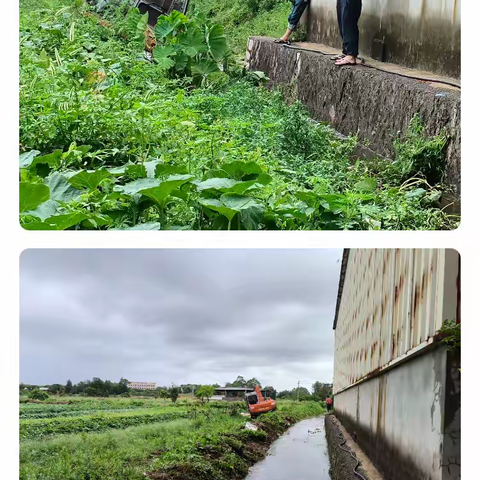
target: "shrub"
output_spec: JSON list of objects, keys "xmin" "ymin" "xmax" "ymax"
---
[{"xmin": 28, "ymin": 389, "xmax": 49, "ymax": 401}]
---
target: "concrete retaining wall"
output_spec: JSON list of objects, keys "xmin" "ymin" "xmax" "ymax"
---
[
  {"xmin": 333, "ymin": 346, "xmax": 460, "ymax": 480},
  {"xmin": 325, "ymin": 414, "xmax": 363, "ymax": 480},
  {"xmin": 246, "ymin": 37, "xmax": 461, "ymax": 196},
  {"xmin": 305, "ymin": 0, "xmax": 460, "ymax": 79}
]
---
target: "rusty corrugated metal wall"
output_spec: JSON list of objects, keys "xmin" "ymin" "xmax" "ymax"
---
[
  {"xmin": 333, "ymin": 249, "xmax": 460, "ymax": 394},
  {"xmin": 306, "ymin": 0, "xmax": 461, "ymax": 78}
]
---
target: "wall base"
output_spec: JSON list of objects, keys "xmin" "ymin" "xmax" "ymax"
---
[
  {"xmin": 325, "ymin": 414, "xmax": 382, "ymax": 480},
  {"xmin": 245, "ymin": 37, "xmax": 461, "ymax": 200}
]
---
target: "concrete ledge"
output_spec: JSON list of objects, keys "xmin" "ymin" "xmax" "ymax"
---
[
  {"xmin": 325, "ymin": 414, "xmax": 382, "ymax": 480},
  {"xmin": 245, "ymin": 37, "xmax": 461, "ymax": 196}
]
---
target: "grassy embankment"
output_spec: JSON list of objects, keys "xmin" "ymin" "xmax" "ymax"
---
[{"xmin": 20, "ymin": 396, "xmax": 325, "ymax": 480}]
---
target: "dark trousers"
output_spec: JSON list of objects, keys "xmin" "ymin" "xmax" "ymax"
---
[
  {"xmin": 288, "ymin": 0, "xmax": 309, "ymax": 30},
  {"xmin": 336, "ymin": 0, "xmax": 362, "ymax": 56}
]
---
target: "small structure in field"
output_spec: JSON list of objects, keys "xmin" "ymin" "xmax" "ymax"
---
[{"xmin": 213, "ymin": 387, "xmax": 269, "ymax": 402}]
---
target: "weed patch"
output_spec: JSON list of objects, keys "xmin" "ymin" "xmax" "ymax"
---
[{"xmin": 19, "ymin": 0, "xmax": 457, "ymax": 230}]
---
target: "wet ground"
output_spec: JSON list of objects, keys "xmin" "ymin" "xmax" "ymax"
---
[{"xmin": 246, "ymin": 416, "xmax": 331, "ymax": 480}]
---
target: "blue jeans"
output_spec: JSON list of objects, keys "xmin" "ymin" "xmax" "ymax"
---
[
  {"xmin": 337, "ymin": 0, "xmax": 362, "ymax": 56},
  {"xmin": 288, "ymin": 0, "xmax": 309, "ymax": 31}
]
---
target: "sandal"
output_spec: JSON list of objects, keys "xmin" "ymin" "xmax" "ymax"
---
[
  {"xmin": 335, "ymin": 56, "xmax": 357, "ymax": 66},
  {"xmin": 274, "ymin": 38, "xmax": 291, "ymax": 45},
  {"xmin": 330, "ymin": 54, "xmax": 345, "ymax": 61}
]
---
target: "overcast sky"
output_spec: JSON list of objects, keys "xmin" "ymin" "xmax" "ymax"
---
[{"xmin": 20, "ymin": 249, "xmax": 342, "ymax": 392}]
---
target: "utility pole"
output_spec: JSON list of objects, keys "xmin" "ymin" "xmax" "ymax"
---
[{"xmin": 296, "ymin": 381, "xmax": 300, "ymax": 402}]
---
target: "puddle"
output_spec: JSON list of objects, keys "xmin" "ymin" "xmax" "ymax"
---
[{"xmin": 246, "ymin": 416, "xmax": 331, "ymax": 480}]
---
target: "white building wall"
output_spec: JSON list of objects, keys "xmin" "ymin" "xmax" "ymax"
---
[
  {"xmin": 332, "ymin": 249, "xmax": 460, "ymax": 480},
  {"xmin": 334, "ymin": 249, "xmax": 459, "ymax": 394},
  {"xmin": 305, "ymin": 0, "xmax": 461, "ymax": 77},
  {"xmin": 334, "ymin": 347, "xmax": 449, "ymax": 480}
]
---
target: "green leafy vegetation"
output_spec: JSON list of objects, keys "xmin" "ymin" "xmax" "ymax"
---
[
  {"xmin": 437, "ymin": 319, "xmax": 461, "ymax": 353},
  {"xmin": 28, "ymin": 388, "xmax": 50, "ymax": 401},
  {"xmin": 190, "ymin": 0, "xmax": 293, "ymax": 54},
  {"xmin": 20, "ymin": 397, "xmax": 324, "ymax": 480},
  {"xmin": 195, "ymin": 385, "xmax": 215, "ymax": 403},
  {"xmin": 20, "ymin": 407, "xmax": 189, "ymax": 439},
  {"xmin": 19, "ymin": 0, "xmax": 456, "ymax": 230}
]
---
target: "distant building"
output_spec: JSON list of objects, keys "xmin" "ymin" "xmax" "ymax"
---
[
  {"xmin": 213, "ymin": 387, "xmax": 268, "ymax": 401},
  {"xmin": 333, "ymin": 249, "xmax": 460, "ymax": 480},
  {"xmin": 128, "ymin": 381, "xmax": 156, "ymax": 390}
]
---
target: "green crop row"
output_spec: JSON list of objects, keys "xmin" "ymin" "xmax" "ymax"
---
[
  {"xmin": 20, "ymin": 406, "xmax": 166, "ymax": 420},
  {"xmin": 20, "ymin": 409, "xmax": 189, "ymax": 440},
  {"xmin": 19, "ymin": 399, "xmax": 165, "ymax": 416}
]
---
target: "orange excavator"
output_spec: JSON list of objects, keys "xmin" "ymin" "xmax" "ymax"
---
[{"xmin": 245, "ymin": 386, "xmax": 276, "ymax": 419}]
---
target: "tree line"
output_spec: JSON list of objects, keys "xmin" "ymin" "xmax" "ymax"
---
[
  {"xmin": 277, "ymin": 382, "xmax": 333, "ymax": 401},
  {"xmin": 20, "ymin": 377, "xmax": 332, "ymax": 402}
]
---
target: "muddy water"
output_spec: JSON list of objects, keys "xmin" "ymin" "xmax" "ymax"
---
[{"xmin": 246, "ymin": 416, "xmax": 331, "ymax": 480}]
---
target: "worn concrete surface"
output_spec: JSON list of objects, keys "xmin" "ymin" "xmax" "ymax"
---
[
  {"xmin": 305, "ymin": 0, "xmax": 460, "ymax": 79},
  {"xmin": 246, "ymin": 37, "xmax": 461, "ymax": 197},
  {"xmin": 333, "ymin": 346, "xmax": 461, "ymax": 480},
  {"xmin": 325, "ymin": 414, "xmax": 383, "ymax": 480}
]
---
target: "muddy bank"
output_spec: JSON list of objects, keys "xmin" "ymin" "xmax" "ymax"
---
[{"xmin": 245, "ymin": 37, "xmax": 461, "ymax": 200}]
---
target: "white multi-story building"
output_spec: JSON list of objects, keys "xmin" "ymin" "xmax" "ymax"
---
[{"xmin": 127, "ymin": 381, "xmax": 156, "ymax": 390}]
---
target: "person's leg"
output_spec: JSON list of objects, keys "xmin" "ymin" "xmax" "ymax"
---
[
  {"xmin": 336, "ymin": 0, "xmax": 362, "ymax": 65},
  {"xmin": 277, "ymin": 0, "xmax": 309, "ymax": 43}
]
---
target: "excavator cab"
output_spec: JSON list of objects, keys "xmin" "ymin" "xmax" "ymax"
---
[{"xmin": 245, "ymin": 386, "xmax": 277, "ymax": 419}]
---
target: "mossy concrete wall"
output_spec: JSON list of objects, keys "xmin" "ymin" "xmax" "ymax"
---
[
  {"xmin": 325, "ymin": 414, "xmax": 365, "ymax": 480},
  {"xmin": 246, "ymin": 37, "xmax": 461, "ymax": 197}
]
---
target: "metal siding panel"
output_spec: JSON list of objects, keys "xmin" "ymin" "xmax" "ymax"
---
[{"xmin": 333, "ymin": 249, "xmax": 453, "ymax": 394}]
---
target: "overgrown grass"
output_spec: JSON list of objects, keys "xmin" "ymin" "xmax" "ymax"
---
[
  {"xmin": 19, "ymin": 0, "xmax": 457, "ymax": 230},
  {"xmin": 190, "ymin": 0, "xmax": 293, "ymax": 54},
  {"xmin": 20, "ymin": 399, "xmax": 325, "ymax": 480}
]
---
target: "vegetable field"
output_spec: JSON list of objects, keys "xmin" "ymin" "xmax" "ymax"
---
[
  {"xmin": 19, "ymin": 0, "xmax": 457, "ymax": 230},
  {"xmin": 19, "ymin": 396, "xmax": 325, "ymax": 480}
]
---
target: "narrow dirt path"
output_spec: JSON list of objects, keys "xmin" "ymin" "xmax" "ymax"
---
[{"xmin": 246, "ymin": 416, "xmax": 331, "ymax": 480}]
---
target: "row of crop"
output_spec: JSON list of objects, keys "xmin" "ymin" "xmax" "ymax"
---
[
  {"xmin": 20, "ymin": 406, "xmax": 167, "ymax": 420},
  {"xmin": 20, "ymin": 409, "xmax": 190, "ymax": 440},
  {"xmin": 20, "ymin": 400, "xmax": 163, "ymax": 416},
  {"xmin": 20, "ymin": 401, "xmax": 243, "ymax": 420}
]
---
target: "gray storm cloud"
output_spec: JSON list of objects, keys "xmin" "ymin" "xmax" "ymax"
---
[{"xmin": 20, "ymin": 249, "xmax": 342, "ymax": 392}]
